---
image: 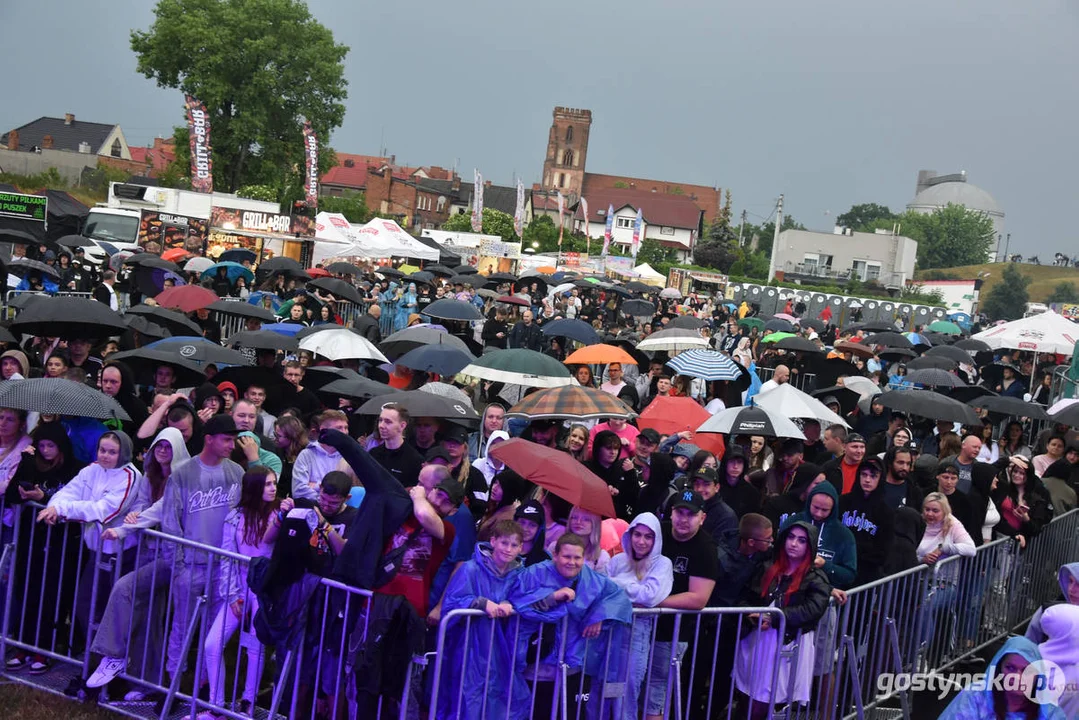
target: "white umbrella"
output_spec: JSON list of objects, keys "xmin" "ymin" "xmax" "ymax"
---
[
  {"xmin": 184, "ymin": 256, "xmax": 215, "ymax": 273},
  {"xmin": 752, "ymin": 383, "xmax": 850, "ymax": 428},
  {"xmin": 636, "ymin": 328, "xmax": 710, "ymax": 352},
  {"xmin": 841, "ymin": 376, "xmax": 883, "ymax": 398},
  {"xmin": 298, "ymin": 329, "xmax": 388, "ymax": 363},
  {"xmin": 697, "ymin": 405, "xmax": 806, "ymax": 439},
  {"xmin": 547, "ymin": 282, "xmax": 576, "ymax": 297},
  {"xmin": 660, "ymin": 287, "xmax": 683, "ymax": 299},
  {"xmin": 971, "ymin": 310, "xmax": 1079, "ymax": 355}
]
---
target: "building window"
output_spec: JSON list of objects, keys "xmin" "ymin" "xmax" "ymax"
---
[
  {"xmin": 561, "ymin": 149, "xmax": 574, "ymax": 167},
  {"xmin": 565, "ymin": 126, "xmax": 573, "ymax": 143},
  {"xmin": 437, "ymin": 196, "xmax": 446, "ymax": 212},
  {"xmin": 558, "ymin": 173, "xmax": 566, "ymax": 189},
  {"xmin": 660, "ymin": 226, "xmax": 675, "ymax": 235},
  {"xmin": 416, "ymin": 196, "xmax": 432, "ymax": 211},
  {"xmin": 616, "ymin": 217, "xmax": 634, "ymax": 229},
  {"xmin": 110, "ymin": 138, "xmax": 122, "ymax": 158}
]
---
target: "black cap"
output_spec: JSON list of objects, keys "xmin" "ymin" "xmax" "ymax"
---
[
  {"xmin": 515, "ymin": 499, "xmax": 545, "ymax": 523},
  {"xmin": 671, "ymin": 489, "xmax": 705, "ymax": 513},
  {"xmin": 433, "ymin": 479, "xmax": 466, "ymax": 507},
  {"xmin": 691, "ymin": 467, "xmax": 719, "ymax": 485},
  {"xmin": 936, "ymin": 460, "xmax": 959, "ymax": 476},
  {"xmin": 441, "ymin": 423, "xmax": 469, "ymax": 444},
  {"xmin": 780, "ymin": 438, "xmax": 804, "ymax": 455},
  {"xmin": 638, "ymin": 428, "xmax": 661, "ymax": 445},
  {"xmin": 203, "ymin": 414, "xmax": 239, "ymax": 436},
  {"xmin": 846, "ymin": 433, "xmax": 866, "ymax": 446},
  {"xmin": 425, "ymin": 446, "xmax": 452, "ymax": 463}
]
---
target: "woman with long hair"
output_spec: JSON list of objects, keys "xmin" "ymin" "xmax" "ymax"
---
[
  {"xmin": 993, "ymin": 455, "xmax": 1053, "ymax": 550},
  {"xmin": 917, "ymin": 492, "xmax": 976, "ymax": 653},
  {"xmin": 0, "ymin": 407, "xmax": 33, "ymax": 497},
  {"xmin": 142, "ymin": 427, "xmax": 190, "ymax": 505},
  {"xmin": 977, "ymin": 420, "xmax": 1000, "ymax": 463},
  {"xmin": 563, "ymin": 424, "xmax": 589, "ymax": 462},
  {"xmin": 998, "ymin": 420, "xmax": 1031, "ymax": 458},
  {"xmin": 204, "ymin": 467, "xmax": 294, "ymax": 714},
  {"xmin": 938, "ymin": 637, "xmax": 1066, "ymax": 720},
  {"xmin": 272, "ymin": 415, "xmax": 308, "ymax": 495},
  {"xmin": 745, "ymin": 435, "xmax": 774, "ymax": 472},
  {"xmin": 573, "ymin": 364, "xmax": 595, "ymax": 389},
  {"xmin": 585, "ymin": 430, "xmax": 639, "ymax": 521},
  {"xmin": 566, "ymin": 505, "xmax": 610, "ymax": 573},
  {"xmin": 735, "ymin": 520, "xmax": 831, "ymax": 718}
]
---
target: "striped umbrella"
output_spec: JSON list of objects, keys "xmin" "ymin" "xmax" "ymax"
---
[
  {"xmin": 0, "ymin": 378, "xmax": 130, "ymax": 421},
  {"xmin": 506, "ymin": 385, "xmax": 636, "ymax": 421},
  {"xmin": 666, "ymin": 349, "xmax": 744, "ymax": 381}
]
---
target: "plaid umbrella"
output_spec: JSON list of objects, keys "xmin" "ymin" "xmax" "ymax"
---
[
  {"xmin": 506, "ymin": 385, "xmax": 636, "ymax": 421},
  {"xmin": 460, "ymin": 349, "xmax": 574, "ymax": 388},
  {"xmin": 665, "ymin": 349, "xmax": 744, "ymax": 381},
  {"xmin": 490, "ymin": 439, "xmax": 616, "ymax": 517},
  {"xmin": 0, "ymin": 378, "xmax": 130, "ymax": 421}
]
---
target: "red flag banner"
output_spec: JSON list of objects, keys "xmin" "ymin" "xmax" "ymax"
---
[
  {"xmin": 303, "ymin": 121, "xmax": 319, "ymax": 208},
  {"xmin": 184, "ymin": 95, "xmax": 213, "ymax": 193}
]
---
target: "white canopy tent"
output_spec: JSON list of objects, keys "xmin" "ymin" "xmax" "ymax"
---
[
  {"xmin": 313, "ymin": 217, "xmax": 440, "ymax": 264},
  {"xmin": 972, "ymin": 311, "xmax": 1078, "ymax": 356},
  {"xmin": 312, "ymin": 212, "xmax": 359, "ymax": 266},
  {"xmin": 633, "ymin": 262, "xmax": 667, "ymax": 286}
]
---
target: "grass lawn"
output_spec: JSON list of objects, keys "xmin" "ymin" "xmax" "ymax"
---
[
  {"xmin": 916, "ymin": 262, "xmax": 1079, "ymax": 304},
  {"xmin": 0, "ymin": 681, "xmax": 119, "ymax": 719}
]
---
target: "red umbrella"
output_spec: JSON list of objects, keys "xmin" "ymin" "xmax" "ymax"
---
[
  {"xmin": 489, "ymin": 438, "xmax": 616, "ymax": 518},
  {"xmin": 637, "ymin": 396, "xmax": 726, "ymax": 459},
  {"xmin": 496, "ymin": 295, "xmax": 530, "ymax": 307},
  {"xmin": 307, "ymin": 267, "xmax": 333, "ymax": 278},
  {"xmin": 162, "ymin": 248, "xmax": 193, "ymax": 263},
  {"xmin": 154, "ymin": 285, "xmax": 219, "ymax": 313}
]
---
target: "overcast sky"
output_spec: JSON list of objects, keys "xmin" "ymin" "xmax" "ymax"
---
[{"xmin": 3, "ymin": 0, "xmax": 1077, "ymax": 256}]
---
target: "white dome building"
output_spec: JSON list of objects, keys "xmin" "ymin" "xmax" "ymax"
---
[{"xmin": 906, "ymin": 170, "xmax": 1005, "ymax": 241}]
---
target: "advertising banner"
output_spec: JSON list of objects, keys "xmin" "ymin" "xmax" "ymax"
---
[
  {"xmin": 210, "ymin": 207, "xmax": 313, "ymax": 237},
  {"xmin": 184, "ymin": 95, "xmax": 213, "ymax": 193},
  {"xmin": 0, "ymin": 192, "xmax": 47, "ymax": 222},
  {"xmin": 138, "ymin": 209, "xmax": 209, "ymax": 254},
  {"xmin": 302, "ymin": 121, "xmax": 319, "ymax": 208}
]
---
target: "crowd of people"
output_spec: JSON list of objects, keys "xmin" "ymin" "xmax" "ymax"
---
[{"xmin": 0, "ymin": 252, "xmax": 1076, "ymax": 720}]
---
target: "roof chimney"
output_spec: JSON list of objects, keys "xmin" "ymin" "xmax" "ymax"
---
[
  {"xmin": 41, "ymin": 135, "xmax": 53, "ymax": 149},
  {"xmin": 78, "ymin": 141, "xmax": 92, "ymax": 154},
  {"xmin": 6, "ymin": 129, "xmax": 18, "ymax": 151},
  {"xmin": 64, "ymin": 113, "xmax": 75, "ymax": 126}
]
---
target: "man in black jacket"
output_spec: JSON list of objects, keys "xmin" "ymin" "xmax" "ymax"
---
[
  {"xmin": 690, "ymin": 467, "xmax": 739, "ymax": 552},
  {"xmin": 507, "ymin": 310, "xmax": 542, "ymax": 351},
  {"xmin": 839, "ymin": 457, "xmax": 895, "ymax": 587},
  {"xmin": 880, "ymin": 446, "xmax": 923, "ymax": 511},
  {"xmin": 718, "ymin": 445, "xmax": 761, "ymax": 518},
  {"xmin": 632, "ymin": 428, "xmax": 677, "ymax": 514},
  {"xmin": 352, "ymin": 305, "xmax": 382, "ymax": 344}
]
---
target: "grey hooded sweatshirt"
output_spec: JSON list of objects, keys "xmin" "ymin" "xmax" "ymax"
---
[
  {"xmin": 1025, "ymin": 562, "xmax": 1079, "ymax": 643},
  {"xmin": 160, "ymin": 452, "xmax": 243, "ymax": 568}
]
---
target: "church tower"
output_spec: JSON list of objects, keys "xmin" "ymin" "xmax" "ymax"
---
[{"xmin": 541, "ymin": 107, "xmax": 591, "ymax": 200}]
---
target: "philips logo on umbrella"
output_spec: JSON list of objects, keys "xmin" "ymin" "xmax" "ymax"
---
[{"xmin": 737, "ymin": 421, "xmax": 767, "ymax": 431}]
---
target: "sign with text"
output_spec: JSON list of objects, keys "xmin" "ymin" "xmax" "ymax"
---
[
  {"xmin": 478, "ymin": 239, "xmax": 522, "ymax": 259},
  {"xmin": 138, "ymin": 209, "xmax": 209, "ymax": 254},
  {"xmin": 210, "ymin": 207, "xmax": 314, "ymax": 237},
  {"xmin": 0, "ymin": 192, "xmax": 47, "ymax": 222}
]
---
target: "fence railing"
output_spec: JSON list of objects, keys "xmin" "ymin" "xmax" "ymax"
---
[
  {"xmin": 2, "ymin": 498, "xmax": 1077, "ymax": 720},
  {"xmin": 754, "ymin": 365, "xmax": 818, "ymax": 393}
]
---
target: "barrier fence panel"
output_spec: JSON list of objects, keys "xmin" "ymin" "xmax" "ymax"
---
[{"xmin": 754, "ymin": 366, "xmax": 817, "ymax": 393}]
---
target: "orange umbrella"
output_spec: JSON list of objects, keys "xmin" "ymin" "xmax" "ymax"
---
[
  {"xmin": 490, "ymin": 438, "xmax": 616, "ymax": 517},
  {"xmin": 162, "ymin": 248, "xmax": 192, "ymax": 263},
  {"xmin": 536, "ymin": 265, "xmax": 557, "ymax": 273},
  {"xmin": 564, "ymin": 343, "xmax": 638, "ymax": 366},
  {"xmin": 637, "ymin": 396, "xmax": 726, "ymax": 459}
]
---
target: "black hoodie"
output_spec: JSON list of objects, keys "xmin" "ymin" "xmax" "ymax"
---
[
  {"xmin": 762, "ymin": 462, "xmax": 821, "ymax": 531},
  {"xmin": 839, "ymin": 466, "xmax": 896, "ymax": 586},
  {"xmin": 718, "ymin": 446, "xmax": 761, "ymax": 518}
]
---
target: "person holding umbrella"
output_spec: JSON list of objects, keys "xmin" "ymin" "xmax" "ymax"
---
[{"xmin": 585, "ymin": 430, "xmax": 640, "ymax": 521}]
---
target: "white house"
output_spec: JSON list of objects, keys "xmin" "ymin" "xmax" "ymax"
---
[
  {"xmin": 771, "ymin": 226, "xmax": 918, "ymax": 291},
  {"xmin": 570, "ymin": 187, "xmax": 703, "ymax": 262}
]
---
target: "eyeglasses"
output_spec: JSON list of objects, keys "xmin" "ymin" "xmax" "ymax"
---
[{"xmin": 749, "ymin": 536, "xmax": 774, "ymax": 546}]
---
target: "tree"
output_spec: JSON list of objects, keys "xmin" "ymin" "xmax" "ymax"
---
[
  {"xmin": 871, "ymin": 205, "xmax": 994, "ymax": 270},
  {"xmin": 442, "ymin": 207, "xmax": 518, "ymax": 241},
  {"xmin": 745, "ymin": 214, "xmax": 805, "ymax": 256},
  {"xmin": 1046, "ymin": 281, "xmax": 1079, "ymax": 304},
  {"xmin": 131, "ymin": 0, "xmax": 349, "ymax": 193},
  {"xmin": 981, "ymin": 264, "xmax": 1030, "ymax": 321},
  {"xmin": 319, "ymin": 193, "xmax": 372, "ymax": 224},
  {"xmin": 693, "ymin": 240, "xmax": 739, "ymax": 273},
  {"xmin": 836, "ymin": 203, "xmax": 896, "ymax": 231}
]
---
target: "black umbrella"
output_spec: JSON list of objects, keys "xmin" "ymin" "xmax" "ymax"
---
[
  {"xmin": 379, "ymin": 326, "xmax": 471, "ymax": 360},
  {"xmin": 954, "ymin": 338, "xmax": 992, "ymax": 353},
  {"xmin": 775, "ymin": 336, "xmax": 823, "ymax": 354},
  {"xmin": 376, "ymin": 265, "xmax": 406, "ymax": 279},
  {"xmin": 622, "ymin": 299, "xmax": 655, "ymax": 316},
  {"xmin": 878, "ymin": 348, "xmax": 917, "ymax": 361},
  {"xmin": 455, "ymin": 266, "xmax": 478, "ymax": 275},
  {"xmin": 301, "ymin": 366, "xmax": 367, "ymax": 393},
  {"xmin": 125, "ymin": 304, "xmax": 203, "ymax": 336},
  {"xmin": 0, "ymin": 378, "xmax": 129, "ymax": 421},
  {"xmin": 11, "ymin": 296, "xmax": 127, "ymax": 339},
  {"xmin": 541, "ymin": 318, "xmax": 601, "ymax": 346},
  {"xmin": 108, "ymin": 348, "xmax": 207, "ymax": 387},
  {"xmin": 860, "ymin": 320, "xmax": 897, "ymax": 332},
  {"xmin": 325, "ymin": 261, "xmax": 363, "ymax": 276},
  {"xmin": 764, "ymin": 319, "xmax": 795, "ymax": 333},
  {"xmin": 226, "ymin": 329, "xmax": 298, "ymax": 352},
  {"xmin": 0, "ymin": 229, "xmax": 40, "ymax": 246},
  {"xmin": 811, "ymin": 386, "xmax": 862, "ymax": 416},
  {"xmin": 485, "ymin": 272, "xmax": 518, "ymax": 284},
  {"xmin": 877, "ymin": 389, "xmax": 981, "ymax": 425},
  {"xmin": 9, "ymin": 257, "xmax": 61, "ymax": 280},
  {"xmin": 797, "ymin": 318, "xmax": 826, "ymax": 333},
  {"xmin": 395, "ymin": 344, "xmax": 475, "ymax": 376},
  {"xmin": 317, "ymin": 376, "xmax": 398, "ymax": 402},
  {"xmin": 863, "ymin": 332, "xmax": 913, "ymax": 349},
  {"xmin": 948, "ymin": 386, "xmax": 998, "ymax": 405},
  {"xmin": 924, "ymin": 332, "xmax": 956, "ymax": 346},
  {"xmin": 357, "ymin": 390, "xmax": 479, "ymax": 420},
  {"xmin": 625, "ymin": 281, "xmax": 652, "ymax": 294},
  {"xmin": 906, "ymin": 355, "xmax": 957, "ymax": 371},
  {"xmin": 423, "ymin": 298, "xmax": 483, "ymax": 321},
  {"xmin": 207, "ymin": 299, "xmax": 277, "ymax": 323},
  {"xmin": 7, "ymin": 293, "xmax": 45, "ymax": 311},
  {"xmin": 410, "ymin": 271, "xmax": 435, "ymax": 285},
  {"xmin": 260, "ymin": 257, "xmax": 306, "ymax": 274},
  {"xmin": 906, "ymin": 368, "xmax": 967, "ymax": 388},
  {"xmin": 447, "ymin": 274, "xmax": 479, "ymax": 287},
  {"xmin": 979, "ymin": 362, "xmax": 1022, "ymax": 390},
  {"xmin": 142, "ymin": 337, "xmax": 252, "ymax": 366},
  {"xmin": 1049, "ymin": 403, "xmax": 1079, "ymax": 428},
  {"xmin": 424, "ymin": 264, "xmax": 456, "ymax": 278},
  {"xmin": 308, "ymin": 277, "xmax": 364, "ymax": 305},
  {"xmin": 55, "ymin": 234, "xmax": 95, "ymax": 248},
  {"xmin": 968, "ymin": 394, "xmax": 1049, "ymax": 420},
  {"xmin": 809, "ymin": 357, "xmax": 862, "ymax": 388},
  {"xmin": 606, "ymin": 285, "xmax": 633, "ymax": 298},
  {"xmin": 124, "ymin": 254, "xmax": 181, "ymax": 272},
  {"xmin": 124, "ymin": 314, "xmax": 172, "ymax": 339},
  {"xmin": 671, "ymin": 315, "xmax": 708, "ymax": 330},
  {"xmin": 925, "ymin": 345, "xmax": 974, "ymax": 365},
  {"xmin": 0, "ymin": 326, "xmax": 18, "ymax": 344}
]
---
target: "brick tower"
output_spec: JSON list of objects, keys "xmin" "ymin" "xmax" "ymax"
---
[{"xmin": 541, "ymin": 107, "xmax": 592, "ymax": 200}]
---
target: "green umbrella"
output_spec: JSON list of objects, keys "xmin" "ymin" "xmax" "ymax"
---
[
  {"xmin": 738, "ymin": 317, "xmax": 765, "ymax": 331},
  {"xmin": 927, "ymin": 320, "xmax": 963, "ymax": 335},
  {"xmin": 761, "ymin": 331, "xmax": 796, "ymax": 343},
  {"xmin": 458, "ymin": 349, "xmax": 574, "ymax": 388}
]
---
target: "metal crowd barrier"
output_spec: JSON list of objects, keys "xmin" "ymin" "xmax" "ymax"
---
[
  {"xmin": 2, "ymin": 498, "xmax": 1077, "ymax": 720},
  {"xmin": 754, "ymin": 366, "xmax": 818, "ymax": 393},
  {"xmin": 212, "ymin": 297, "xmax": 254, "ymax": 343}
]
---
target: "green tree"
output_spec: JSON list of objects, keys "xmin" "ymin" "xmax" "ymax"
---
[
  {"xmin": 318, "ymin": 192, "xmax": 372, "ymax": 224},
  {"xmin": 442, "ymin": 207, "xmax": 518, "ymax": 240},
  {"xmin": 131, "ymin": 0, "xmax": 349, "ymax": 193},
  {"xmin": 745, "ymin": 215, "xmax": 805, "ymax": 256},
  {"xmin": 870, "ymin": 205, "xmax": 994, "ymax": 269},
  {"xmin": 836, "ymin": 203, "xmax": 896, "ymax": 231},
  {"xmin": 981, "ymin": 263, "xmax": 1030, "ymax": 321},
  {"xmin": 1046, "ymin": 281, "xmax": 1079, "ymax": 304}
]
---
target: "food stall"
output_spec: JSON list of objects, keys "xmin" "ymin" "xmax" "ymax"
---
[{"xmin": 208, "ymin": 206, "xmax": 315, "ymax": 266}]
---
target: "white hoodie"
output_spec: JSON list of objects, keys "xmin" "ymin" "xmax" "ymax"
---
[
  {"xmin": 292, "ymin": 440, "xmax": 342, "ymax": 502},
  {"xmin": 606, "ymin": 512, "xmax": 674, "ymax": 607},
  {"xmin": 1038, "ymin": 604, "xmax": 1079, "ymax": 717},
  {"xmin": 471, "ymin": 430, "xmax": 510, "ymax": 488},
  {"xmin": 113, "ymin": 427, "xmax": 191, "ymax": 541}
]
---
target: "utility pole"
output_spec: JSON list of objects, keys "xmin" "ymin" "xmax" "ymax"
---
[
  {"xmin": 995, "ymin": 233, "xmax": 1003, "ymax": 262},
  {"xmin": 738, "ymin": 209, "xmax": 747, "ymax": 246},
  {"xmin": 1003, "ymin": 233, "xmax": 1011, "ymax": 262},
  {"xmin": 767, "ymin": 194, "xmax": 784, "ymax": 281}
]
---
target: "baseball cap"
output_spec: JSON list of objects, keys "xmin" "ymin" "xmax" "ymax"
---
[
  {"xmin": 906, "ymin": 439, "xmax": 919, "ymax": 452},
  {"xmin": 434, "ymin": 479, "xmax": 466, "ymax": 507},
  {"xmin": 515, "ymin": 499, "xmax": 545, "ymax": 523},
  {"xmin": 638, "ymin": 428, "xmax": 661, "ymax": 445},
  {"xmin": 203, "ymin": 414, "xmax": 239, "ymax": 436},
  {"xmin": 424, "ymin": 446, "xmax": 452, "ymax": 463},
  {"xmin": 691, "ymin": 467, "xmax": 719, "ymax": 485},
  {"xmin": 671, "ymin": 490, "xmax": 706, "ymax": 513},
  {"xmin": 441, "ymin": 423, "xmax": 469, "ymax": 444},
  {"xmin": 845, "ymin": 433, "xmax": 866, "ymax": 446}
]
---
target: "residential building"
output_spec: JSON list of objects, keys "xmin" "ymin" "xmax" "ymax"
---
[
  {"xmin": 2, "ymin": 112, "xmax": 132, "ymax": 159},
  {"xmin": 772, "ymin": 226, "xmax": 917, "ymax": 291},
  {"xmin": 571, "ymin": 187, "xmax": 704, "ymax": 263}
]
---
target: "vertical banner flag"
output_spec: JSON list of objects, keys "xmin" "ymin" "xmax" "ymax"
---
[
  {"xmin": 302, "ymin": 121, "xmax": 319, "ymax": 209},
  {"xmin": 471, "ymin": 170, "xmax": 484, "ymax": 232},
  {"xmin": 557, "ymin": 191, "xmax": 565, "ymax": 248},
  {"xmin": 513, "ymin": 179, "xmax": 525, "ymax": 239},
  {"xmin": 184, "ymin": 95, "xmax": 212, "ymax": 193},
  {"xmin": 579, "ymin": 196, "xmax": 589, "ymax": 254},
  {"xmin": 631, "ymin": 206, "xmax": 643, "ymax": 258},
  {"xmin": 603, "ymin": 203, "xmax": 613, "ymax": 256}
]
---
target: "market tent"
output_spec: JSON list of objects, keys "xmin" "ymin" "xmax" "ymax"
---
[
  {"xmin": 971, "ymin": 310, "xmax": 1079, "ymax": 355},
  {"xmin": 352, "ymin": 218, "xmax": 438, "ymax": 261},
  {"xmin": 312, "ymin": 211, "xmax": 361, "ymax": 266},
  {"xmin": 633, "ymin": 263, "xmax": 666, "ymax": 286}
]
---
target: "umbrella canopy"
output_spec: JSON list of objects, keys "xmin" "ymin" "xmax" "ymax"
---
[
  {"xmin": 541, "ymin": 318, "xmax": 601, "ymax": 346},
  {"xmin": 298, "ymin": 329, "xmax": 388, "ymax": 363},
  {"xmin": 142, "ymin": 336, "xmax": 252, "ymax": 366},
  {"xmin": 207, "ymin": 299, "xmax": 277, "ymax": 323},
  {"xmin": 489, "ymin": 439, "xmax": 616, "ymax": 518},
  {"xmin": 133, "ymin": 265, "xmax": 186, "ymax": 297},
  {"xmin": 226, "ymin": 329, "xmax": 298, "ymax": 352},
  {"xmin": 9, "ymin": 257, "xmax": 60, "ymax": 280},
  {"xmin": 418, "ymin": 381, "xmax": 475, "ymax": 406},
  {"xmin": 506, "ymin": 385, "xmax": 636, "ymax": 421},
  {"xmin": 1049, "ymin": 402, "xmax": 1079, "ymax": 428},
  {"xmin": 954, "ymin": 338, "xmax": 992, "ymax": 353},
  {"xmin": 124, "ymin": 313, "xmax": 170, "ymax": 340},
  {"xmin": 0, "ymin": 229, "xmax": 41, "ymax": 245},
  {"xmin": 259, "ymin": 256, "xmax": 307, "ymax": 275},
  {"xmin": 863, "ymin": 332, "xmax": 913, "ymax": 349},
  {"xmin": 761, "ymin": 332, "xmax": 796, "ymax": 344},
  {"xmin": 563, "ymin": 343, "xmax": 640, "ymax": 366},
  {"xmin": 357, "ymin": 390, "xmax": 478, "ymax": 421},
  {"xmin": 697, "ymin": 405, "xmax": 807, "ymax": 440},
  {"xmin": 454, "ymin": 266, "xmax": 478, "ymax": 275},
  {"xmin": 753, "ymin": 383, "xmax": 850, "ymax": 428},
  {"xmin": 460, "ymin": 349, "xmax": 574, "ymax": 388},
  {"xmin": 812, "ymin": 386, "xmax": 863, "ymax": 416},
  {"xmin": 55, "ymin": 234, "xmax": 95, "ymax": 248},
  {"xmin": 764, "ymin": 319, "xmax": 795, "ymax": 334},
  {"xmin": 622, "ymin": 299, "xmax": 655, "ymax": 316},
  {"xmin": 0, "ymin": 326, "xmax": 18, "ymax": 344},
  {"xmin": 219, "ymin": 248, "xmax": 257, "ymax": 264},
  {"xmin": 123, "ymin": 254, "xmax": 182, "ymax": 273},
  {"xmin": 904, "ymin": 332, "xmax": 932, "ymax": 347},
  {"xmin": 424, "ymin": 264, "xmax": 456, "ymax": 278},
  {"xmin": 665, "ymin": 349, "xmax": 744, "ymax": 381},
  {"xmin": 410, "ymin": 270, "xmax": 435, "ymax": 285},
  {"xmin": 325, "ymin": 261, "xmax": 363, "ymax": 276},
  {"xmin": 927, "ymin": 320, "xmax": 963, "ymax": 336},
  {"xmin": 308, "ymin": 277, "xmax": 364, "ymax": 305},
  {"xmin": 906, "ymin": 368, "xmax": 967, "ymax": 388},
  {"xmin": 668, "ymin": 315, "xmax": 706, "ymax": 331},
  {"xmin": 833, "ymin": 340, "xmax": 875, "ymax": 359},
  {"xmin": 379, "ymin": 326, "xmax": 469, "ymax": 360},
  {"xmin": 300, "ymin": 366, "xmax": 363, "ymax": 392},
  {"xmin": 774, "ymin": 336, "xmax": 823, "ymax": 354},
  {"xmin": 125, "ymin": 304, "xmax": 203, "ymax": 336},
  {"xmin": 0, "ymin": 378, "xmax": 129, "ymax": 421},
  {"xmin": 968, "ymin": 394, "xmax": 1049, "ymax": 420},
  {"xmin": 202, "ymin": 261, "xmax": 254, "ymax": 284},
  {"xmin": 636, "ymin": 396, "xmax": 726, "ymax": 459},
  {"xmin": 10, "ymin": 295, "xmax": 126, "ymax": 339},
  {"xmin": 376, "ymin": 265, "xmax": 406, "ymax": 279},
  {"xmin": 496, "ymin": 295, "xmax": 530, "ymax": 307},
  {"xmin": 485, "ymin": 272, "xmax": 518, "ymax": 284},
  {"xmin": 108, "ymin": 348, "xmax": 207, "ymax": 387},
  {"xmin": 948, "ymin": 386, "xmax": 998, "ymax": 404},
  {"xmin": 905, "ymin": 355, "xmax": 957, "ymax": 371},
  {"xmin": 423, "ymin": 298, "xmax": 484, "ymax": 321},
  {"xmin": 625, "ymin": 281, "xmax": 653, "ymax": 294},
  {"xmin": 925, "ymin": 345, "xmax": 975, "ymax": 365},
  {"xmin": 738, "ymin": 317, "xmax": 765, "ymax": 331},
  {"xmin": 317, "ymin": 376, "xmax": 398, "ymax": 403},
  {"xmin": 972, "ymin": 310, "xmax": 1079, "ymax": 355},
  {"xmin": 877, "ymin": 389, "xmax": 981, "ymax": 425},
  {"xmin": 636, "ymin": 328, "xmax": 710, "ymax": 352},
  {"xmin": 184, "ymin": 256, "xmax": 215, "ymax": 274},
  {"xmin": 878, "ymin": 348, "xmax": 917, "ymax": 361},
  {"xmin": 840, "ymin": 376, "xmax": 883, "ymax": 398},
  {"xmin": 809, "ymin": 357, "xmax": 861, "ymax": 388},
  {"xmin": 395, "ymin": 344, "xmax": 475, "ymax": 376},
  {"xmin": 659, "ymin": 287, "xmax": 682, "ymax": 299},
  {"xmin": 154, "ymin": 284, "xmax": 219, "ymax": 312}
]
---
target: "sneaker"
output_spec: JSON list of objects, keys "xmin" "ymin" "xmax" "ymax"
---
[
  {"xmin": 86, "ymin": 656, "xmax": 126, "ymax": 688},
  {"xmin": 123, "ymin": 689, "xmax": 151, "ymax": 702},
  {"xmin": 5, "ymin": 652, "xmax": 28, "ymax": 670},
  {"xmin": 62, "ymin": 676, "xmax": 85, "ymax": 698},
  {"xmin": 27, "ymin": 655, "xmax": 50, "ymax": 674}
]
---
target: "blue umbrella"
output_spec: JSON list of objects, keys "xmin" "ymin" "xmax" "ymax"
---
[
  {"xmin": 248, "ymin": 291, "xmax": 283, "ymax": 312},
  {"xmin": 203, "ymin": 261, "xmax": 254, "ymax": 284},
  {"xmin": 261, "ymin": 322, "xmax": 305, "ymax": 338},
  {"xmin": 904, "ymin": 332, "xmax": 932, "ymax": 347},
  {"xmin": 395, "ymin": 344, "xmax": 476, "ymax": 376},
  {"xmin": 541, "ymin": 318, "xmax": 601, "ymax": 346},
  {"xmin": 666, "ymin": 349, "xmax": 745, "ymax": 382},
  {"xmin": 219, "ymin": 248, "xmax": 257, "ymax": 264}
]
